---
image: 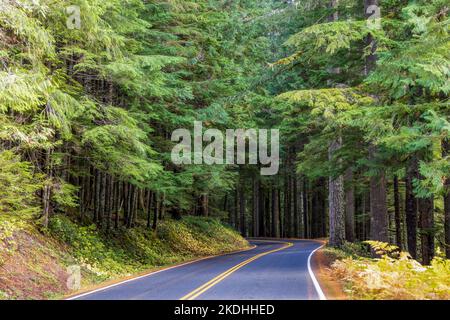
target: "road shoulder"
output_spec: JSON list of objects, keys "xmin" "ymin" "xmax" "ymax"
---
[{"xmin": 311, "ymin": 241, "xmax": 348, "ymax": 300}]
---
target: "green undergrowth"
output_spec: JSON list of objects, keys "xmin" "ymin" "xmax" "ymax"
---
[
  {"xmin": 324, "ymin": 241, "xmax": 450, "ymax": 300},
  {"xmin": 48, "ymin": 215, "xmax": 249, "ymax": 281},
  {"xmin": 0, "ymin": 215, "xmax": 249, "ymax": 299}
]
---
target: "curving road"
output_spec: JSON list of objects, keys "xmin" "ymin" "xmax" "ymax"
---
[{"xmin": 69, "ymin": 239, "xmax": 325, "ymax": 300}]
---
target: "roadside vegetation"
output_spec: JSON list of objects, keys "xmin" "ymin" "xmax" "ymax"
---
[
  {"xmin": 0, "ymin": 214, "xmax": 248, "ymax": 300},
  {"xmin": 322, "ymin": 242, "xmax": 450, "ymax": 300}
]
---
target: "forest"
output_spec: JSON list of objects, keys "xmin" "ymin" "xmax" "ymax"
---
[{"xmin": 0, "ymin": 0, "xmax": 449, "ymax": 300}]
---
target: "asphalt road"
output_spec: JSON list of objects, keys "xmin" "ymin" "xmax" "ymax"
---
[{"xmin": 69, "ymin": 239, "xmax": 325, "ymax": 300}]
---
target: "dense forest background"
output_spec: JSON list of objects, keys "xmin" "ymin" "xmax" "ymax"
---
[{"xmin": 0, "ymin": 0, "xmax": 449, "ymax": 267}]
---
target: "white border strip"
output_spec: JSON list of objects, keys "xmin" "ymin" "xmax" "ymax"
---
[{"xmin": 307, "ymin": 243, "xmax": 327, "ymax": 300}]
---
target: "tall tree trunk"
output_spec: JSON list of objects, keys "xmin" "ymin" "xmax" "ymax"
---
[
  {"xmin": 365, "ymin": 191, "xmax": 371, "ymax": 240},
  {"xmin": 272, "ymin": 186, "xmax": 280, "ymax": 238},
  {"xmin": 293, "ymin": 174, "xmax": 299, "ymax": 238},
  {"xmin": 94, "ymin": 169, "xmax": 101, "ymax": 222},
  {"xmin": 278, "ymin": 189, "xmax": 283, "ymax": 237},
  {"xmin": 259, "ymin": 183, "xmax": 266, "ymax": 237},
  {"xmin": 311, "ymin": 189, "xmax": 317, "ymax": 238},
  {"xmin": 288, "ymin": 174, "xmax": 294, "ymax": 237},
  {"xmin": 355, "ymin": 192, "xmax": 362, "ymax": 240},
  {"xmin": 326, "ymin": 0, "xmax": 345, "ymax": 245},
  {"xmin": 199, "ymin": 194, "xmax": 208, "ymax": 217},
  {"xmin": 126, "ymin": 185, "xmax": 135, "ymax": 228},
  {"xmin": 106, "ymin": 175, "xmax": 114, "ymax": 230},
  {"xmin": 364, "ymin": 0, "xmax": 388, "ymax": 244},
  {"xmin": 405, "ymin": 156, "xmax": 418, "ymax": 258},
  {"xmin": 303, "ymin": 178, "xmax": 308, "ymax": 238},
  {"xmin": 132, "ymin": 186, "xmax": 139, "ymax": 227},
  {"xmin": 329, "ymin": 138, "xmax": 345, "ymax": 246},
  {"xmin": 114, "ymin": 180, "xmax": 121, "ymax": 229},
  {"xmin": 223, "ymin": 195, "xmax": 229, "ymax": 223},
  {"xmin": 82, "ymin": 166, "xmax": 92, "ymax": 217},
  {"xmin": 318, "ymin": 179, "xmax": 327, "ymax": 238},
  {"xmin": 152, "ymin": 192, "xmax": 159, "ymax": 230},
  {"xmin": 99, "ymin": 171, "xmax": 107, "ymax": 226},
  {"xmin": 284, "ymin": 171, "xmax": 291, "ymax": 238},
  {"xmin": 234, "ymin": 187, "xmax": 239, "ymax": 230},
  {"xmin": 418, "ymin": 152, "xmax": 435, "ymax": 265},
  {"xmin": 79, "ymin": 167, "xmax": 86, "ymax": 219},
  {"xmin": 393, "ymin": 176, "xmax": 402, "ymax": 248},
  {"xmin": 146, "ymin": 191, "xmax": 154, "ymax": 229},
  {"xmin": 369, "ymin": 146, "xmax": 389, "ymax": 243},
  {"xmin": 443, "ymin": 139, "xmax": 450, "ymax": 258},
  {"xmin": 239, "ymin": 185, "xmax": 246, "ymax": 237},
  {"xmin": 418, "ymin": 197, "xmax": 434, "ymax": 265},
  {"xmin": 358, "ymin": 192, "xmax": 364, "ymax": 240},
  {"xmin": 252, "ymin": 177, "xmax": 259, "ymax": 237},
  {"xmin": 369, "ymin": 171, "xmax": 389, "ymax": 242},
  {"xmin": 160, "ymin": 192, "xmax": 166, "ymax": 220},
  {"xmin": 265, "ymin": 190, "xmax": 270, "ymax": 237},
  {"xmin": 123, "ymin": 182, "xmax": 129, "ymax": 226},
  {"xmin": 42, "ymin": 149, "xmax": 53, "ymax": 228},
  {"xmin": 223, "ymin": 195, "xmax": 228, "ymax": 212},
  {"xmin": 345, "ymin": 169, "xmax": 355, "ymax": 242},
  {"xmin": 227, "ymin": 194, "xmax": 233, "ymax": 226}
]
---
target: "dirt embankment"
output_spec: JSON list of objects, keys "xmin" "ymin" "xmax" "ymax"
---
[
  {"xmin": 0, "ymin": 229, "xmax": 71, "ymax": 300},
  {"xmin": 311, "ymin": 241, "xmax": 347, "ymax": 300}
]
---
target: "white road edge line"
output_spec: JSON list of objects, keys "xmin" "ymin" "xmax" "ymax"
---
[
  {"xmin": 66, "ymin": 246, "xmax": 257, "ymax": 300},
  {"xmin": 307, "ymin": 243, "xmax": 327, "ymax": 300}
]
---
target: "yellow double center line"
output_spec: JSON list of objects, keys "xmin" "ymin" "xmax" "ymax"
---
[{"xmin": 180, "ymin": 240, "xmax": 293, "ymax": 300}]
